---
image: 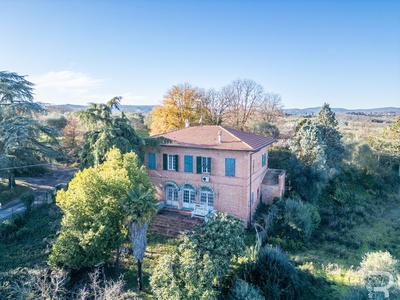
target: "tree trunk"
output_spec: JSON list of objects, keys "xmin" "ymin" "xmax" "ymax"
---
[
  {"xmin": 8, "ymin": 173, "xmax": 15, "ymax": 193},
  {"xmin": 129, "ymin": 222, "xmax": 148, "ymax": 292},
  {"xmin": 137, "ymin": 259, "xmax": 143, "ymax": 291},
  {"xmin": 115, "ymin": 247, "xmax": 120, "ymax": 274},
  {"xmin": 218, "ymin": 269, "xmax": 223, "ymax": 291}
]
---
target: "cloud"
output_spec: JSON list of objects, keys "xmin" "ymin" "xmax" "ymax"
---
[
  {"xmin": 29, "ymin": 71, "xmax": 102, "ymax": 104},
  {"xmin": 29, "ymin": 71, "xmax": 149, "ymax": 105}
]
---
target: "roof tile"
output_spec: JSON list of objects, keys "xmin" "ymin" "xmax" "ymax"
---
[{"xmin": 150, "ymin": 126, "xmax": 275, "ymax": 151}]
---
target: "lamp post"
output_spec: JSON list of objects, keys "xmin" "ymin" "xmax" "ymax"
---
[{"xmin": 194, "ymin": 99, "xmax": 203, "ymax": 126}]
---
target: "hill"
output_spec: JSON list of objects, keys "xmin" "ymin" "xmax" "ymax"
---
[{"xmin": 284, "ymin": 107, "xmax": 400, "ymax": 115}]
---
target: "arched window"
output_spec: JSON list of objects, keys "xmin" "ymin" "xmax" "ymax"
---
[
  {"xmin": 164, "ymin": 181, "xmax": 179, "ymax": 207},
  {"xmin": 199, "ymin": 185, "xmax": 214, "ymax": 209}
]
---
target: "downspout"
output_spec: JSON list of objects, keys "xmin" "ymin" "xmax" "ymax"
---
[{"xmin": 249, "ymin": 152, "xmax": 254, "ymax": 228}]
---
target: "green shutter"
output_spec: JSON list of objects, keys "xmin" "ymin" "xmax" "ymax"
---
[
  {"xmin": 174, "ymin": 154, "xmax": 179, "ymax": 171},
  {"xmin": 163, "ymin": 154, "xmax": 168, "ymax": 170},
  {"xmin": 207, "ymin": 157, "xmax": 211, "ymax": 174},
  {"xmin": 196, "ymin": 156, "xmax": 202, "ymax": 174}
]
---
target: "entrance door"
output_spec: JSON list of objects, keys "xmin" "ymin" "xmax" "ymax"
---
[
  {"xmin": 182, "ymin": 188, "xmax": 195, "ymax": 209},
  {"xmin": 166, "ymin": 186, "xmax": 178, "ymax": 207}
]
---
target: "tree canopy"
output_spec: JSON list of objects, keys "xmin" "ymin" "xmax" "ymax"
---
[
  {"xmin": 150, "ymin": 212, "xmax": 245, "ymax": 298},
  {"xmin": 0, "ymin": 71, "xmax": 61, "ymax": 189},
  {"xmin": 289, "ymin": 103, "xmax": 344, "ymax": 178},
  {"xmin": 49, "ymin": 147, "xmax": 156, "ymax": 270},
  {"xmin": 149, "ymin": 84, "xmax": 205, "ymax": 135},
  {"xmin": 77, "ymin": 97, "xmax": 146, "ymax": 169}
]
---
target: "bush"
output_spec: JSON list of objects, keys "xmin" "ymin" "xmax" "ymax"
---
[
  {"xmin": 229, "ymin": 279, "xmax": 264, "ymax": 300},
  {"xmin": 21, "ymin": 193, "xmax": 34, "ymax": 213},
  {"xmin": 359, "ymin": 251, "xmax": 400, "ymax": 299},
  {"xmin": 247, "ymin": 246, "xmax": 300, "ymax": 299}
]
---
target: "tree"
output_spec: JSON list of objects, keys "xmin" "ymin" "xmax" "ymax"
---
[
  {"xmin": 223, "ymin": 79, "xmax": 265, "ymax": 130},
  {"xmin": 247, "ymin": 246, "xmax": 300, "ymax": 299},
  {"xmin": 77, "ymin": 97, "xmax": 146, "ymax": 169},
  {"xmin": 49, "ymin": 148, "xmax": 155, "ymax": 271},
  {"xmin": 258, "ymin": 92, "xmax": 284, "ymax": 124},
  {"xmin": 150, "ymin": 212, "xmax": 246, "ymax": 298},
  {"xmin": 369, "ymin": 119, "xmax": 400, "ymax": 170},
  {"xmin": 120, "ymin": 186, "xmax": 157, "ymax": 291},
  {"xmin": 368, "ymin": 119, "xmax": 400, "ymax": 193},
  {"xmin": 204, "ymin": 88, "xmax": 232, "ymax": 125},
  {"xmin": 251, "ymin": 121, "xmax": 280, "ymax": 138},
  {"xmin": 0, "ymin": 71, "xmax": 62, "ymax": 189},
  {"xmin": 315, "ymin": 103, "xmax": 344, "ymax": 172},
  {"xmin": 149, "ymin": 83, "xmax": 205, "ymax": 135},
  {"xmin": 60, "ymin": 115, "xmax": 86, "ymax": 159},
  {"xmin": 290, "ymin": 104, "xmax": 344, "ymax": 178},
  {"xmin": 184, "ymin": 212, "xmax": 246, "ymax": 290}
]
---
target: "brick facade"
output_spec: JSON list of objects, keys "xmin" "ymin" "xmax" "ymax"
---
[{"xmin": 145, "ymin": 125, "xmax": 283, "ymax": 225}]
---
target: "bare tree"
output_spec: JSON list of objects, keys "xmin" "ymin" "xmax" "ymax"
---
[
  {"xmin": 259, "ymin": 92, "xmax": 284, "ymax": 124},
  {"xmin": 223, "ymin": 79, "xmax": 265, "ymax": 130},
  {"xmin": 202, "ymin": 88, "xmax": 232, "ymax": 125}
]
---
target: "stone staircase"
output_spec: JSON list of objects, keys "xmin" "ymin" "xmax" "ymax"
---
[{"xmin": 150, "ymin": 208, "xmax": 204, "ymax": 238}]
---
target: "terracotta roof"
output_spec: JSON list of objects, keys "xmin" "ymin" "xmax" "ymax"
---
[{"xmin": 150, "ymin": 126, "xmax": 276, "ymax": 151}]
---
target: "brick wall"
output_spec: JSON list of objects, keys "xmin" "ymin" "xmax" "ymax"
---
[{"xmin": 145, "ymin": 144, "xmax": 270, "ymax": 224}]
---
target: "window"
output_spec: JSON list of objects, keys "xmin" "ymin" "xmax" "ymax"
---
[
  {"xmin": 184, "ymin": 155, "xmax": 193, "ymax": 173},
  {"xmin": 148, "ymin": 153, "xmax": 156, "ymax": 169},
  {"xmin": 163, "ymin": 154, "xmax": 178, "ymax": 171},
  {"xmin": 225, "ymin": 158, "xmax": 236, "ymax": 177},
  {"xmin": 262, "ymin": 153, "xmax": 267, "ymax": 167},
  {"xmin": 199, "ymin": 186, "xmax": 214, "ymax": 208},
  {"xmin": 182, "ymin": 184, "xmax": 196, "ymax": 205},
  {"xmin": 196, "ymin": 156, "xmax": 211, "ymax": 174}
]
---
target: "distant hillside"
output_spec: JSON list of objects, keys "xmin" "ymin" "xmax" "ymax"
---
[
  {"xmin": 44, "ymin": 103, "xmax": 400, "ymax": 115},
  {"xmin": 44, "ymin": 104, "xmax": 155, "ymax": 113},
  {"xmin": 284, "ymin": 107, "xmax": 400, "ymax": 115}
]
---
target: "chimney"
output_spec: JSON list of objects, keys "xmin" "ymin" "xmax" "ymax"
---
[
  {"xmin": 185, "ymin": 119, "xmax": 190, "ymax": 128},
  {"xmin": 218, "ymin": 130, "xmax": 222, "ymax": 144}
]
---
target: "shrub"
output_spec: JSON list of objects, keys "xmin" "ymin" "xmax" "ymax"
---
[
  {"xmin": 21, "ymin": 193, "xmax": 34, "ymax": 213},
  {"xmin": 360, "ymin": 251, "xmax": 400, "ymax": 299},
  {"xmin": 229, "ymin": 279, "xmax": 264, "ymax": 300},
  {"xmin": 247, "ymin": 246, "xmax": 300, "ymax": 299},
  {"xmin": 272, "ymin": 199, "xmax": 321, "ymax": 241}
]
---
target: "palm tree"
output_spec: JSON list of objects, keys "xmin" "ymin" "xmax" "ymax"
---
[{"xmin": 121, "ymin": 186, "xmax": 157, "ymax": 291}]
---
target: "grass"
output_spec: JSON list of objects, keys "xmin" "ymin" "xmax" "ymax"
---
[
  {"xmin": 0, "ymin": 182, "xmax": 31, "ymax": 206},
  {"xmin": 0, "ymin": 204, "xmax": 62, "ymax": 272},
  {"xmin": 120, "ymin": 232, "xmax": 179, "ymax": 298}
]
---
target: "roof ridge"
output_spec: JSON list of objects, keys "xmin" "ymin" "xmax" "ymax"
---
[{"xmin": 220, "ymin": 126, "xmax": 253, "ymax": 149}]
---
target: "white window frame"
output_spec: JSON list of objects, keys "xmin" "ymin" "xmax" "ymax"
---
[
  {"xmin": 201, "ymin": 156, "xmax": 211, "ymax": 174},
  {"xmin": 167, "ymin": 154, "xmax": 176, "ymax": 170}
]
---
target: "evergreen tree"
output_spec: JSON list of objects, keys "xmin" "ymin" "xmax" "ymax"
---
[
  {"xmin": 0, "ymin": 71, "xmax": 61, "ymax": 189},
  {"xmin": 290, "ymin": 104, "xmax": 344, "ymax": 178},
  {"xmin": 77, "ymin": 97, "xmax": 146, "ymax": 169}
]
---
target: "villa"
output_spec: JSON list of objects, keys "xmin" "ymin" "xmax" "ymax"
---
[{"xmin": 145, "ymin": 125, "xmax": 285, "ymax": 226}]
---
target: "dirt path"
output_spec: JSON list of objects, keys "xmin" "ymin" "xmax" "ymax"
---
[
  {"xmin": 15, "ymin": 165, "xmax": 77, "ymax": 201},
  {"xmin": 0, "ymin": 166, "xmax": 77, "ymax": 221}
]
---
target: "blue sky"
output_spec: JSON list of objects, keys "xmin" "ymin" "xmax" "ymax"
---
[{"xmin": 1, "ymin": 0, "xmax": 399, "ymax": 109}]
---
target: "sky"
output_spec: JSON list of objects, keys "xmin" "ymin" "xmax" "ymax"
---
[{"xmin": 1, "ymin": 0, "xmax": 400, "ymax": 109}]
